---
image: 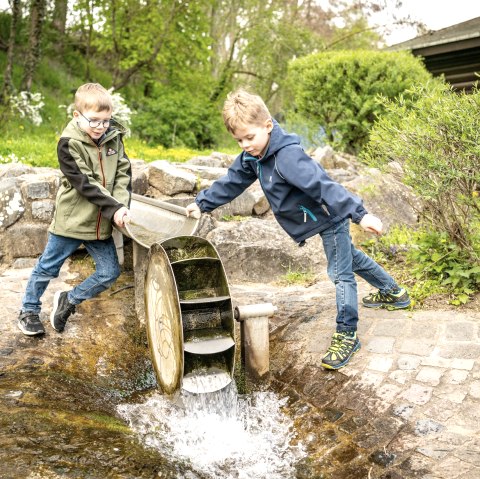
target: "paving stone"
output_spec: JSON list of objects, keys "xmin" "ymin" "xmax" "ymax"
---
[
  {"xmin": 450, "ymin": 359, "xmax": 475, "ymax": 371},
  {"xmin": 375, "ymin": 382, "xmax": 403, "ymax": 403},
  {"xmin": 436, "ymin": 343, "xmax": 480, "ymax": 360},
  {"xmin": 393, "ymin": 404, "xmax": 415, "ymax": 420},
  {"xmin": 416, "ymin": 445, "xmax": 452, "ymax": 460},
  {"xmin": 432, "ymin": 456, "xmax": 473, "ymax": 479},
  {"xmin": 371, "ymin": 318, "xmax": 410, "ymax": 337},
  {"xmin": 389, "ymin": 369, "xmax": 414, "ymax": 385},
  {"xmin": 423, "ymin": 397, "xmax": 457, "ymax": 422},
  {"xmin": 444, "ymin": 369, "xmax": 469, "ymax": 385},
  {"xmin": 366, "ymin": 355, "xmax": 393, "ymax": 372},
  {"xmin": 469, "ymin": 380, "xmax": 480, "ymax": 399},
  {"xmin": 358, "ymin": 370, "xmax": 384, "ymax": 387},
  {"xmin": 415, "ymin": 366, "xmax": 445, "ymax": 386},
  {"xmin": 401, "ymin": 384, "xmax": 433, "ymax": 405},
  {"xmin": 415, "ymin": 419, "xmax": 445, "ymax": 436},
  {"xmin": 398, "ymin": 355, "xmax": 422, "ymax": 370},
  {"xmin": 445, "ymin": 322, "xmax": 477, "ymax": 342},
  {"xmin": 435, "ymin": 385, "xmax": 468, "ymax": 404},
  {"xmin": 421, "ymin": 356, "xmax": 452, "ymax": 368},
  {"xmin": 365, "ymin": 336, "xmax": 395, "ymax": 354},
  {"xmin": 398, "ymin": 338, "xmax": 435, "ymax": 356}
]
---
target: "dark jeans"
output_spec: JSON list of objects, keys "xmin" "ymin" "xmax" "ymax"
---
[
  {"xmin": 22, "ymin": 232, "xmax": 120, "ymax": 313},
  {"xmin": 320, "ymin": 219, "xmax": 398, "ymax": 333}
]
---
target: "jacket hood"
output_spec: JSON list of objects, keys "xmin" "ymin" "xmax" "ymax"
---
[
  {"xmin": 262, "ymin": 119, "xmax": 301, "ymax": 160},
  {"xmin": 61, "ymin": 118, "xmax": 127, "ymax": 145}
]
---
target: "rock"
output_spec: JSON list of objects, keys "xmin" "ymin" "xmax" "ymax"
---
[
  {"xmin": 205, "ymin": 217, "xmax": 326, "ymax": 282},
  {"xmin": 147, "ymin": 160, "xmax": 196, "ymax": 195},
  {"xmin": 130, "ymin": 159, "xmax": 149, "ymax": 195},
  {"xmin": 210, "ymin": 189, "xmax": 257, "ymax": 219},
  {"xmin": 31, "ymin": 199, "xmax": 55, "ymax": 221},
  {"xmin": 1, "ymin": 223, "xmax": 48, "ymax": 258},
  {"xmin": 0, "ymin": 178, "xmax": 24, "ymax": 231},
  {"xmin": 179, "ymin": 164, "xmax": 228, "ymax": 181},
  {"xmin": 0, "ymin": 163, "xmax": 35, "ymax": 178},
  {"xmin": 312, "ymin": 145, "xmax": 335, "ymax": 169},
  {"xmin": 188, "ymin": 155, "xmax": 225, "ymax": 168}
]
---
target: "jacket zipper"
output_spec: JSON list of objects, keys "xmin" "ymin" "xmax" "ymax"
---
[
  {"xmin": 96, "ymin": 147, "xmax": 106, "ymax": 239},
  {"xmin": 299, "ymin": 205, "xmax": 318, "ymax": 223}
]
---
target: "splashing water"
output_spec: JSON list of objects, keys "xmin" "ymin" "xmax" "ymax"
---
[{"xmin": 117, "ymin": 383, "xmax": 305, "ymax": 479}]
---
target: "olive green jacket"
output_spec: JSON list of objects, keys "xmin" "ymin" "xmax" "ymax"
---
[{"xmin": 49, "ymin": 119, "xmax": 132, "ymax": 240}]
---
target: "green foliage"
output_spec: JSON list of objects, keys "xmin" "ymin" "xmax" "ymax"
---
[
  {"xmin": 220, "ymin": 215, "xmax": 248, "ymax": 222},
  {"xmin": 408, "ymin": 231, "xmax": 480, "ymax": 305},
  {"xmin": 287, "ymin": 50, "xmax": 432, "ymax": 153},
  {"xmin": 131, "ymin": 88, "xmax": 223, "ymax": 149},
  {"xmin": 363, "ymin": 226, "xmax": 480, "ymax": 306},
  {"xmin": 363, "ymin": 82, "xmax": 480, "ymax": 259},
  {"xmin": 278, "ymin": 267, "xmax": 315, "ymax": 286}
]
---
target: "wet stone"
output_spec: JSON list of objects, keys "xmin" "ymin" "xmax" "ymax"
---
[
  {"xmin": 414, "ymin": 419, "xmax": 445, "ymax": 436},
  {"xmin": 322, "ymin": 407, "xmax": 344, "ymax": 423},
  {"xmin": 393, "ymin": 404, "xmax": 414, "ymax": 420},
  {"xmin": 370, "ymin": 450, "xmax": 396, "ymax": 466}
]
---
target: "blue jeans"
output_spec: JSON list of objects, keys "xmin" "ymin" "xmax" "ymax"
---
[
  {"xmin": 320, "ymin": 219, "xmax": 398, "ymax": 333},
  {"xmin": 22, "ymin": 232, "xmax": 120, "ymax": 313}
]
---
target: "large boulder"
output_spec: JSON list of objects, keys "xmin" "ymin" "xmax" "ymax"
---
[
  {"xmin": 147, "ymin": 160, "xmax": 197, "ymax": 195},
  {"xmin": 205, "ymin": 217, "xmax": 326, "ymax": 282}
]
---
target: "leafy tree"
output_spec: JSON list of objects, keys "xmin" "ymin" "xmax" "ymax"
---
[
  {"xmin": 287, "ymin": 49, "xmax": 431, "ymax": 153},
  {"xmin": 363, "ymin": 81, "xmax": 480, "ymax": 260}
]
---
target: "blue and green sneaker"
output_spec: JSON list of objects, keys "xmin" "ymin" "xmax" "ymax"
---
[
  {"xmin": 321, "ymin": 331, "xmax": 361, "ymax": 370},
  {"xmin": 362, "ymin": 287, "xmax": 411, "ymax": 310}
]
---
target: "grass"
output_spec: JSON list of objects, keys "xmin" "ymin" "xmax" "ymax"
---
[
  {"xmin": 277, "ymin": 267, "xmax": 316, "ymax": 286},
  {"xmin": 0, "ymin": 128, "xmax": 237, "ymax": 168}
]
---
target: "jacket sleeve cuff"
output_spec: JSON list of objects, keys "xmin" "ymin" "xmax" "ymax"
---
[{"xmin": 352, "ymin": 206, "xmax": 368, "ymax": 224}]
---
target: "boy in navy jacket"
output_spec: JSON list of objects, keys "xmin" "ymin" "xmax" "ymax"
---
[{"xmin": 186, "ymin": 89, "xmax": 409, "ymax": 369}]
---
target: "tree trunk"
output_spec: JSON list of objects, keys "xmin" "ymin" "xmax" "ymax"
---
[
  {"xmin": 52, "ymin": 0, "xmax": 68, "ymax": 53},
  {"xmin": 21, "ymin": 0, "xmax": 47, "ymax": 92},
  {"xmin": 1, "ymin": 0, "xmax": 22, "ymax": 103}
]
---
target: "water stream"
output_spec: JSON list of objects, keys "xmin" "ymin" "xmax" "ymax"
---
[{"xmin": 118, "ymin": 383, "xmax": 305, "ymax": 479}]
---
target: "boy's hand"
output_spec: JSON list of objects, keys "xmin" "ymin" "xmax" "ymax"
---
[
  {"xmin": 359, "ymin": 213, "xmax": 383, "ymax": 235},
  {"xmin": 186, "ymin": 202, "xmax": 201, "ymax": 219},
  {"xmin": 113, "ymin": 206, "xmax": 130, "ymax": 228}
]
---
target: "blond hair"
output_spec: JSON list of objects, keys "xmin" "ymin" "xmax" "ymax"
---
[
  {"xmin": 222, "ymin": 89, "xmax": 271, "ymax": 133},
  {"xmin": 74, "ymin": 83, "xmax": 113, "ymax": 113}
]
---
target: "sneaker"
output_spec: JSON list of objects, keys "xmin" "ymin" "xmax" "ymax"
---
[
  {"xmin": 321, "ymin": 331, "xmax": 361, "ymax": 370},
  {"xmin": 18, "ymin": 311, "xmax": 45, "ymax": 336},
  {"xmin": 50, "ymin": 291, "xmax": 76, "ymax": 332},
  {"xmin": 362, "ymin": 287, "xmax": 410, "ymax": 310}
]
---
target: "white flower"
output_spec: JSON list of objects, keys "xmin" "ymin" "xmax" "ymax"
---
[{"xmin": 9, "ymin": 91, "xmax": 45, "ymax": 126}]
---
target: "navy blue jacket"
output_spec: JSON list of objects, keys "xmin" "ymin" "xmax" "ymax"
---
[{"xmin": 196, "ymin": 120, "xmax": 367, "ymax": 244}]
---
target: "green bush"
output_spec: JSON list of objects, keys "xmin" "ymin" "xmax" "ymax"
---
[
  {"xmin": 362, "ymin": 226, "xmax": 480, "ymax": 305},
  {"xmin": 363, "ymin": 82, "xmax": 480, "ymax": 261},
  {"xmin": 287, "ymin": 50, "xmax": 432, "ymax": 153},
  {"xmin": 132, "ymin": 88, "xmax": 222, "ymax": 149}
]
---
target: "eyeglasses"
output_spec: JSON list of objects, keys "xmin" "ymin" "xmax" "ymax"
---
[{"xmin": 78, "ymin": 111, "xmax": 111, "ymax": 129}]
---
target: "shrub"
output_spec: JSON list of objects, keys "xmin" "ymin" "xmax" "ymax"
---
[
  {"xmin": 363, "ymin": 226, "xmax": 480, "ymax": 305},
  {"xmin": 287, "ymin": 50, "xmax": 432, "ymax": 154},
  {"xmin": 131, "ymin": 89, "xmax": 222, "ymax": 149},
  {"xmin": 363, "ymin": 82, "xmax": 480, "ymax": 261}
]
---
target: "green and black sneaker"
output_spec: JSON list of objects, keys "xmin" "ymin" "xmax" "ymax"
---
[
  {"xmin": 321, "ymin": 331, "xmax": 361, "ymax": 370},
  {"xmin": 362, "ymin": 287, "xmax": 411, "ymax": 310}
]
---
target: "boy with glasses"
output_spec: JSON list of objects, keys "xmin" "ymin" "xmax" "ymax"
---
[
  {"xmin": 186, "ymin": 89, "xmax": 410, "ymax": 370},
  {"xmin": 18, "ymin": 83, "xmax": 132, "ymax": 336}
]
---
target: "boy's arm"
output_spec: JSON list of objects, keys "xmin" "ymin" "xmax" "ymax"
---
[
  {"xmin": 277, "ymin": 147, "xmax": 367, "ymax": 223},
  {"xmin": 58, "ymin": 138, "xmax": 127, "ymax": 221},
  {"xmin": 111, "ymin": 140, "xmax": 132, "ymax": 208},
  {"xmin": 195, "ymin": 154, "xmax": 257, "ymax": 212}
]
